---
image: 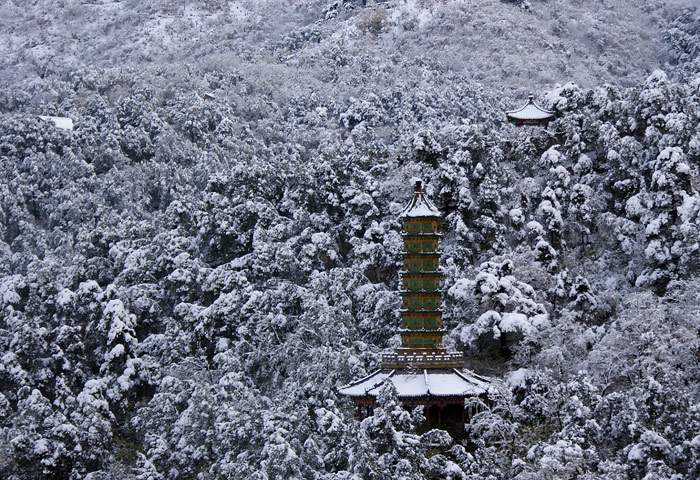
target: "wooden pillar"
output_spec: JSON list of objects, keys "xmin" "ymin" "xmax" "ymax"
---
[
  {"xmin": 358, "ymin": 404, "xmax": 363, "ymax": 420},
  {"xmin": 437, "ymin": 406, "xmax": 441, "ymax": 428},
  {"xmin": 461, "ymin": 405, "xmax": 465, "ymax": 424},
  {"xmin": 425, "ymin": 405, "xmax": 430, "ymax": 424}
]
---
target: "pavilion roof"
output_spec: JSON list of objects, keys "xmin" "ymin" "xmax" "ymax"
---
[
  {"xmin": 506, "ymin": 94, "xmax": 554, "ymax": 121},
  {"xmin": 338, "ymin": 368, "xmax": 492, "ymax": 398}
]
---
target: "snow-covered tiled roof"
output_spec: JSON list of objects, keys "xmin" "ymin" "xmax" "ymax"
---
[
  {"xmin": 505, "ymin": 95, "xmax": 554, "ymax": 121},
  {"xmin": 38, "ymin": 115, "xmax": 74, "ymax": 130},
  {"xmin": 401, "ymin": 180, "xmax": 441, "ymax": 218},
  {"xmin": 338, "ymin": 368, "xmax": 491, "ymax": 398}
]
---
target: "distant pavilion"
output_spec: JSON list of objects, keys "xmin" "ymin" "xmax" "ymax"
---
[
  {"xmin": 506, "ymin": 94, "xmax": 554, "ymax": 126},
  {"xmin": 339, "ymin": 181, "xmax": 492, "ymax": 437}
]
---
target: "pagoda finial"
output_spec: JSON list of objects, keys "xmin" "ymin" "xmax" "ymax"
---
[
  {"xmin": 528, "ymin": 93, "xmax": 534, "ymax": 103},
  {"xmin": 402, "ymin": 179, "xmax": 440, "ymax": 218}
]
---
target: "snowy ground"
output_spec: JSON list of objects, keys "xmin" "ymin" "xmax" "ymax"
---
[{"xmin": 1, "ymin": 1, "xmax": 700, "ymax": 479}]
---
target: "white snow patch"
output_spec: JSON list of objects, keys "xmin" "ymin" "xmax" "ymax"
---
[
  {"xmin": 526, "ymin": 221, "xmax": 545, "ymax": 236},
  {"xmin": 691, "ymin": 434, "xmax": 700, "ymax": 448},
  {"xmin": 509, "ymin": 208, "xmax": 524, "ymax": 224},
  {"xmin": 507, "ymin": 368, "xmax": 531, "ymax": 388},
  {"xmin": 0, "ymin": 279, "xmax": 21, "ymax": 306},
  {"xmin": 34, "ymin": 438, "xmax": 49, "ymax": 455},
  {"xmin": 500, "ymin": 312, "xmax": 531, "ymax": 334},
  {"xmin": 627, "ymin": 444, "xmax": 644, "ymax": 461},
  {"xmin": 105, "ymin": 343, "xmax": 125, "ymax": 362},
  {"xmin": 39, "ymin": 116, "xmax": 73, "ymax": 130},
  {"xmin": 56, "ymin": 288, "xmax": 75, "ymax": 307}
]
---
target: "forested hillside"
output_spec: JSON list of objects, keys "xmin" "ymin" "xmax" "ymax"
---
[{"xmin": 1, "ymin": 1, "xmax": 700, "ymax": 479}]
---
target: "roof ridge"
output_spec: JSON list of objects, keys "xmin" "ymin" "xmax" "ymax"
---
[
  {"xmin": 367, "ymin": 369, "xmax": 396, "ymax": 395},
  {"xmin": 452, "ymin": 368, "xmax": 491, "ymax": 388},
  {"xmin": 338, "ymin": 369, "xmax": 381, "ymax": 390}
]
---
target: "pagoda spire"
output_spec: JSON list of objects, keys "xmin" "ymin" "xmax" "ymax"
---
[{"xmin": 400, "ymin": 180, "xmax": 440, "ymax": 217}]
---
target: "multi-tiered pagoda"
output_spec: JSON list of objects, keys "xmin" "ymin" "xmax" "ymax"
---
[{"xmin": 339, "ymin": 181, "xmax": 491, "ymax": 436}]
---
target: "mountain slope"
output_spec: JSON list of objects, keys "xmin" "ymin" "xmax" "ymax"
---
[{"xmin": 1, "ymin": 1, "xmax": 700, "ymax": 479}]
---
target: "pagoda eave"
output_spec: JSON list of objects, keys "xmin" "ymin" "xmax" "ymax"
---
[
  {"xmin": 402, "ymin": 231, "xmax": 443, "ymax": 237},
  {"xmin": 351, "ymin": 395, "xmax": 475, "ymax": 407},
  {"xmin": 507, "ymin": 116, "xmax": 553, "ymax": 126},
  {"xmin": 399, "ymin": 271, "xmax": 443, "ymax": 277},
  {"xmin": 338, "ymin": 368, "xmax": 491, "ymax": 398},
  {"xmin": 399, "ymin": 288, "xmax": 443, "ymax": 294},
  {"xmin": 399, "ymin": 308, "xmax": 443, "ymax": 313},
  {"xmin": 398, "ymin": 328, "xmax": 447, "ymax": 333}
]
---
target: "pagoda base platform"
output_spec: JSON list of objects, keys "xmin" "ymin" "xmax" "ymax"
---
[{"xmin": 381, "ymin": 350, "xmax": 464, "ymax": 369}]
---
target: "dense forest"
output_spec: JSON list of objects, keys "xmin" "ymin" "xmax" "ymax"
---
[{"xmin": 1, "ymin": 0, "xmax": 700, "ymax": 478}]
